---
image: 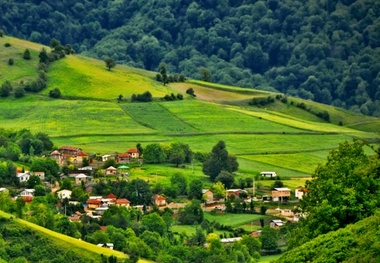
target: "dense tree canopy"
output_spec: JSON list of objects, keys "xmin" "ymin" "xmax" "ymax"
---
[{"xmin": 1, "ymin": 0, "xmax": 380, "ymax": 115}]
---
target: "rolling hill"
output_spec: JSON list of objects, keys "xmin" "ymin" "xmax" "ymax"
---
[{"xmin": 0, "ymin": 35, "xmax": 379, "ymax": 182}]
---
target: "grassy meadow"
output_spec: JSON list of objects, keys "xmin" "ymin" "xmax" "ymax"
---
[{"xmin": 0, "ymin": 37, "xmax": 379, "ymax": 184}]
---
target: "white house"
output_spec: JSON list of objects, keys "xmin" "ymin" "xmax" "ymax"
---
[
  {"xmin": 57, "ymin": 189, "xmax": 72, "ymax": 200},
  {"xmin": 75, "ymin": 173, "xmax": 89, "ymax": 185},
  {"xmin": 102, "ymin": 154, "xmax": 112, "ymax": 162},
  {"xmin": 19, "ymin": 189, "xmax": 35, "ymax": 197},
  {"xmin": 260, "ymin": 171, "xmax": 277, "ymax": 178},
  {"xmin": 295, "ymin": 187, "xmax": 305, "ymax": 199},
  {"xmin": 32, "ymin": 171, "xmax": 45, "ymax": 181},
  {"xmin": 17, "ymin": 172, "xmax": 30, "ymax": 183},
  {"xmin": 270, "ymin": 219, "xmax": 284, "ymax": 229}
]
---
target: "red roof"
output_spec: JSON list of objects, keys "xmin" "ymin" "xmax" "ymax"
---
[
  {"xmin": 127, "ymin": 148, "xmax": 139, "ymax": 153},
  {"xmin": 152, "ymin": 195, "xmax": 166, "ymax": 201},
  {"xmin": 60, "ymin": 146, "xmax": 79, "ymax": 151},
  {"xmin": 78, "ymin": 151, "xmax": 88, "ymax": 157},
  {"xmin": 51, "ymin": 150, "xmax": 60, "ymax": 155},
  {"xmin": 107, "ymin": 193, "xmax": 117, "ymax": 199},
  {"xmin": 118, "ymin": 153, "xmax": 130, "ymax": 158},
  {"xmin": 116, "ymin": 198, "xmax": 130, "ymax": 204},
  {"xmin": 21, "ymin": 196, "xmax": 33, "ymax": 202},
  {"xmin": 87, "ymin": 199, "xmax": 101, "ymax": 205}
]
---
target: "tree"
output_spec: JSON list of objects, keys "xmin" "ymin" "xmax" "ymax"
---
[
  {"xmin": 186, "ymin": 88, "xmax": 196, "ymax": 97},
  {"xmin": 14, "ymin": 86, "xmax": 25, "ymax": 98},
  {"xmin": 178, "ymin": 200, "xmax": 204, "ymax": 225},
  {"xmin": 170, "ymin": 173, "xmax": 187, "ymax": 195},
  {"xmin": 240, "ymin": 234, "xmax": 261, "ymax": 255},
  {"xmin": 168, "ymin": 144, "xmax": 186, "ymax": 167},
  {"xmin": 0, "ymin": 81, "xmax": 13, "ymax": 97},
  {"xmin": 39, "ymin": 48, "xmax": 48, "ymax": 63},
  {"xmin": 23, "ymin": 49, "xmax": 31, "ymax": 60},
  {"xmin": 136, "ymin": 143, "xmax": 143, "ymax": 156},
  {"xmin": 260, "ymin": 226, "xmax": 279, "ymax": 251},
  {"xmin": 104, "ymin": 58, "xmax": 116, "ymax": 71},
  {"xmin": 211, "ymin": 181, "xmax": 226, "ymax": 200},
  {"xmin": 202, "ymin": 141, "xmax": 239, "ymax": 181},
  {"xmin": 143, "ymin": 143, "xmax": 166, "ymax": 163},
  {"xmin": 8, "ymin": 58, "xmax": 14, "ymax": 65},
  {"xmin": 188, "ymin": 179, "xmax": 203, "ymax": 200},
  {"xmin": 141, "ymin": 212, "xmax": 166, "ymax": 236},
  {"xmin": 27, "ymin": 175, "xmax": 41, "ymax": 188},
  {"xmin": 299, "ymin": 140, "xmax": 380, "ymax": 240},
  {"xmin": 199, "ymin": 67, "xmax": 212, "ymax": 82},
  {"xmin": 215, "ymin": 171, "xmax": 234, "ymax": 189},
  {"xmin": 159, "ymin": 63, "xmax": 168, "ymax": 85}
]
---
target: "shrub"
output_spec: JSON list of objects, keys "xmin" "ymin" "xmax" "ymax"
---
[
  {"xmin": 14, "ymin": 87, "xmax": 25, "ymax": 98},
  {"xmin": 0, "ymin": 30, "xmax": 4, "ymax": 37},
  {"xmin": 4, "ymin": 42, "xmax": 11, "ymax": 47},
  {"xmin": 0, "ymin": 81, "xmax": 13, "ymax": 97},
  {"xmin": 176, "ymin": 93, "xmax": 183, "ymax": 100},
  {"xmin": 23, "ymin": 49, "xmax": 31, "ymax": 60},
  {"xmin": 8, "ymin": 58, "xmax": 14, "ymax": 65},
  {"xmin": 49, "ymin": 88, "xmax": 61, "ymax": 98},
  {"xmin": 186, "ymin": 88, "xmax": 195, "ymax": 97}
]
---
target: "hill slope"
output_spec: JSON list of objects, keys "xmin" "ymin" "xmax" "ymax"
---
[
  {"xmin": 1, "ymin": 0, "xmax": 380, "ymax": 116},
  {"xmin": 0, "ymin": 37, "xmax": 379, "ymax": 179},
  {"xmin": 275, "ymin": 212, "xmax": 380, "ymax": 263}
]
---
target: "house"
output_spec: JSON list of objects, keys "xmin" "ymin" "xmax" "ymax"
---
[
  {"xmin": 105, "ymin": 166, "xmax": 117, "ymax": 175},
  {"xmin": 117, "ymin": 153, "xmax": 130, "ymax": 163},
  {"xmin": 75, "ymin": 173, "xmax": 89, "ymax": 185},
  {"xmin": 32, "ymin": 171, "xmax": 45, "ymax": 181},
  {"xmin": 152, "ymin": 194, "xmax": 167, "ymax": 207},
  {"xmin": 19, "ymin": 189, "xmax": 35, "ymax": 197},
  {"xmin": 226, "ymin": 189, "xmax": 247, "ymax": 199},
  {"xmin": 102, "ymin": 154, "xmax": 113, "ymax": 162},
  {"xmin": 50, "ymin": 150, "xmax": 62, "ymax": 164},
  {"xmin": 76, "ymin": 151, "xmax": 88, "ymax": 163},
  {"xmin": 260, "ymin": 171, "xmax": 277, "ymax": 178},
  {"xmin": 17, "ymin": 172, "xmax": 30, "ymax": 183},
  {"xmin": 270, "ymin": 219, "xmax": 284, "ymax": 229},
  {"xmin": 107, "ymin": 193, "xmax": 117, "ymax": 201},
  {"xmin": 95, "ymin": 207, "xmax": 109, "ymax": 215},
  {"xmin": 127, "ymin": 148, "xmax": 140, "ymax": 159},
  {"xmin": 295, "ymin": 186, "xmax": 306, "ymax": 199},
  {"xmin": 220, "ymin": 237, "xmax": 242, "ymax": 244},
  {"xmin": 87, "ymin": 199, "xmax": 102, "ymax": 209},
  {"xmin": 57, "ymin": 189, "xmax": 72, "ymax": 200},
  {"xmin": 59, "ymin": 146, "xmax": 81, "ymax": 156},
  {"xmin": 79, "ymin": 166, "xmax": 93, "ymax": 171},
  {"xmin": 115, "ymin": 198, "xmax": 131, "ymax": 208},
  {"xmin": 202, "ymin": 189, "xmax": 214, "ymax": 203},
  {"xmin": 280, "ymin": 209, "xmax": 294, "ymax": 217},
  {"xmin": 272, "ymin": 187, "xmax": 291, "ymax": 202}
]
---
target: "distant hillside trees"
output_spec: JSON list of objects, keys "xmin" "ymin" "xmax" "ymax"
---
[
  {"xmin": 49, "ymin": 88, "xmax": 61, "ymax": 98},
  {"xmin": 0, "ymin": 81, "xmax": 13, "ymax": 97},
  {"xmin": 131, "ymin": 91, "xmax": 152, "ymax": 102}
]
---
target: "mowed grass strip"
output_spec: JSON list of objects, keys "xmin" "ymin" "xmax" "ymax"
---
[
  {"xmin": 0, "ymin": 99, "xmax": 154, "ymax": 137},
  {"xmin": 0, "ymin": 36, "xmax": 41, "ymax": 85},
  {"xmin": 45, "ymin": 55, "xmax": 172, "ymax": 100},
  {"xmin": 204, "ymin": 213, "xmax": 266, "ymax": 228},
  {"xmin": 121, "ymin": 102, "xmax": 198, "ymax": 133},
  {"xmin": 161, "ymin": 100, "xmax": 302, "ymax": 133}
]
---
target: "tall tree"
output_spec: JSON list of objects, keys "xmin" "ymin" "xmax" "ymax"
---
[
  {"xmin": 202, "ymin": 141, "xmax": 239, "ymax": 181},
  {"xmin": 104, "ymin": 58, "xmax": 116, "ymax": 71},
  {"xmin": 143, "ymin": 143, "xmax": 166, "ymax": 163},
  {"xmin": 188, "ymin": 179, "xmax": 203, "ymax": 200}
]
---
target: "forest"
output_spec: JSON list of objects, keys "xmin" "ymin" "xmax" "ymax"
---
[{"xmin": 1, "ymin": 0, "xmax": 380, "ymax": 116}]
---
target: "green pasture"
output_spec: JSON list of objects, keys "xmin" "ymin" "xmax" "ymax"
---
[
  {"xmin": 204, "ymin": 213, "xmax": 266, "ymax": 228},
  {"xmin": 0, "ymin": 98, "xmax": 154, "ymax": 137},
  {"xmin": 121, "ymin": 102, "xmax": 198, "ymax": 133},
  {"xmin": 0, "ymin": 36, "xmax": 41, "ymax": 85},
  {"xmin": 45, "ymin": 55, "xmax": 171, "ymax": 99},
  {"xmin": 258, "ymin": 254, "xmax": 282, "ymax": 263},
  {"xmin": 257, "ymin": 178, "xmax": 308, "ymax": 191},
  {"xmin": 0, "ymin": 210, "xmax": 128, "ymax": 261},
  {"xmin": 171, "ymin": 225, "xmax": 231, "ymax": 237}
]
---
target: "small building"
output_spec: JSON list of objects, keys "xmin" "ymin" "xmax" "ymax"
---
[
  {"xmin": 102, "ymin": 154, "xmax": 113, "ymax": 162},
  {"xmin": 19, "ymin": 189, "xmax": 35, "ymax": 197},
  {"xmin": 105, "ymin": 166, "xmax": 117, "ymax": 175},
  {"xmin": 75, "ymin": 173, "xmax": 89, "ymax": 185},
  {"xmin": 50, "ymin": 150, "xmax": 62, "ymax": 164},
  {"xmin": 280, "ymin": 209, "xmax": 294, "ymax": 217},
  {"xmin": 115, "ymin": 198, "xmax": 131, "ymax": 208},
  {"xmin": 76, "ymin": 151, "xmax": 88, "ymax": 163},
  {"xmin": 117, "ymin": 153, "xmax": 130, "ymax": 163},
  {"xmin": 226, "ymin": 189, "xmax": 247, "ymax": 199},
  {"xmin": 295, "ymin": 187, "xmax": 305, "ymax": 199},
  {"xmin": 79, "ymin": 166, "xmax": 93, "ymax": 171},
  {"xmin": 107, "ymin": 193, "xmax": 117, "ymax": 201},
  {"xmin": 127, "ymin": 148, "xmax": 140, "ymax": 159},
  {"xmin": 152, "ymin": 194, "xmax": 167, "ymax": 207},
  {"xmin": 97, "ymin": 243, "xmax": 114, "ymax": 250},
  {"xmin": 270, "ymin": 219, "xmax": 284, "ymax": 229},
  {"xmin": 220, "ymin": 237, "xmax": 242, "ymax": 244},
  {"xmin": 95, "ymin": 207, "xmax": 109, "ymax": 215},
  {"xmin": 32, "ymin": 171, "xmax": 45, "ymax": 181},
  {"xmin": 272, "ymin": 187, "xmax": 291, "ymax": 202},
  {"xmin": 87, "ymin": 199, "xmax": 102, "ymax": 209},
  {"xmin": 260, "ymin": 171, "xmax": 277, "ymax": 178},
  {"xmin": 202, "ymin": 189, "xmax": 214, "ymax": 203},
  {"xmin": 57, "ymin": 189, "xmax": 72, "ymax": 200},
  {"xmin": 17, "ymin": 172, "xmax": 30, "ymax": 183}
]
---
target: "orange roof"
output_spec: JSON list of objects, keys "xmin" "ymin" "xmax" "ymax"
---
[
  {"xmin": 116, "ymin": 198, "xmax": 130, "ymax": 204},
  {"xmin": 60, "ymin": 146, "xmax": 79, "ymax": 151},
  {"xmin": 152, "ymin": 195, "xmax": 166, "ymax": 201},
  {"xmin": 118, "ymin": 153, "xmax": 130, "ymax": 158},
  {"xmin": 78, "ymin": 151, "xmax": 88, "ymax": 157},
  {"xmin": 87, "ymin": 199, "xmax": 101, "ymax": 205},
  {"xmin": 107, "ymin": 193, "xmax": 117, "ymax": 199},
  {"xmin": 127, "ymin": 148, "xmax": 139, "ymax": 153},
  {"xmin": 51, "ymin": 150, "xmax": 60, "ymax": 155}
]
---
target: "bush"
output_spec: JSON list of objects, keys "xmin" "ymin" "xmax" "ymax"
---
[
  {"xmin": 4, "ymin": 42, "xmax": 11, "ymax": 47},
  {"xmin": 186, "ymin": 88, "xmax": 196, "ymax": 97},
  {"xmin": 0, "ymin": 30, "xmax": 4, "ymax": 37},
  {"xmin": 49, "ymin": 88, "xmax": 61, "ymax": 98},
  {"xmin": 23, "ymin": 49, "xmax": 31, "ymax": 60},
  {"xmin": 14, "ymin": 87, "xmax": 26, "ymax": 98},
  {"xmin": 8, "ymin": 58, "xmax": 14, "ymax": 65},
  {"xmin": 0, "ymin": 81, "xmax": 13, "ymax": 97}
]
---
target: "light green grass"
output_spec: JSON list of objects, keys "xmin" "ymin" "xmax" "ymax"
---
[
  {"xmin": 204, "ymin": 213, "xmax": 266, "ymax": 228},
  {"xmin": 0, "ymin": 36, "xmax": 42, "ymax": 85},
  {"xmin": 45, "ymin": 55, "xmax": 172, "ymax": 100},
  {"xmin": 258, "ymin": 254, "xmax": 282, "ymax": 263},
  {"xmin": 0, "ymin": 98, "xmax": 154, "ymax": 137}
]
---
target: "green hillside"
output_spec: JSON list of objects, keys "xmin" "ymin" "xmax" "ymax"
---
[
  {"xmin": 0, "ymin": 36, "xmax": 379, "ymax": 180},
  {"xmin": 275, "ymin": 212, "xmax": 380, "ymax": 263}
]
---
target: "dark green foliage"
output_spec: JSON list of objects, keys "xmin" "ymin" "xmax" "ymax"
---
[
  {"xmin": 188, "ymin": 179, "xmax": 203, "ymax": 200},
  {"xmin": 0, "ymin": 29, "xmax": 3, "ymax": 37},
  {"xmin": 0, "ymin": 81, "xmax": 13, "ymax": 97},
  {"xmin": 249, "ymin": 96, "xmax": 275, "ymax": 106},
  {"xmin": 131, "ymin": 91, "xmax": 152, "ymax": 102},
  {"xmin": 202, "ymin": 141, "xmax": 238, "ymax": 181},
  {"xmin": 104, "ymin": 57, "xmax": 116, "ymax": 71},
  {"xmin": 178, "ymin": 199, "xmax": 204, "ymax": 225},
  {"xmin": 4, "ymin": 42, "xmax": 11, "ymax": 47},
  {"xmin": 23, "ymin": 48, "xmax": 31, "ymax": 60},
  {"xmin": 143, "ymin": 143, "xmax": 166, "ymax": 163},
  {"xmin": 38, "ymin": 48, "xmax": 48, "ymax": 63},
  {"xmin": 49, "ymin": 88, "xmax": 61, "ymax": 98},
  {"xmin": 14, "ymin": 86, "xmax": 25, "ymax": 98},
  {"xmin": 260, "ymin": 226, "xmax": 279, "ymax": 251},
  {"xmin": 186, "ymin": 88, "xmax": 196, "ymax": 97},
  {"xmin": 8, "ymin": 58, "xmax": 14, "ymax": 65}
]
